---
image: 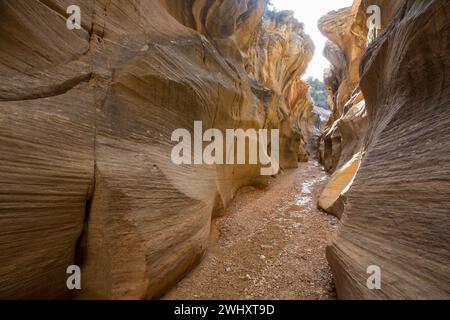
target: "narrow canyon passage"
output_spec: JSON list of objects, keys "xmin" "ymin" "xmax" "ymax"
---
[
  {"xmin": 1, "ymin": 0, "xmax": 448, "ymax": 301},
  {"xmin": 164, "ymin": 162, "xmax": 339, "ymax": 300}
]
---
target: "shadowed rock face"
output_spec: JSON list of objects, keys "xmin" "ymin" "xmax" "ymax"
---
[
  {"xmin": 0, "ymin": 0, "xmax": 315, "ymax": 299},
  {"xmin": 326, "ymin": 0, "xmax": 450, "ymax": 299}
]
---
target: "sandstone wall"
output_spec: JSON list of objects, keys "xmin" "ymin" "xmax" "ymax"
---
[
  {"xmin": 325, "ymin": 0, "xmax": 450, "ymax": 299},
  {"xmin": 0, "ymin": 0, "xmax": 315, "ymax": 299},
  {"xmin": 317, "ymin": 0, "xmax": 402, "ymax": 216},
  {"xmin": 245, "ymin": 10, "xmax": 316, "ymax": 165},
  {"xmin": 318, "ymin": 0, "xmax": 403, "ymax": 173}
]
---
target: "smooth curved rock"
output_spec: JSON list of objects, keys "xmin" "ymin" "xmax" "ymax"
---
[
  {"xmin": 246, "ymin": 10, "xmax": 316, "ymax": 166},
  {"xmin": 318, "ymin": 0, "xmax": 401, "ymax": 215},
  {"xmin": 318, "ymin": 152, "xmax": 362, "ymax": 219},
  {"xmin": 0, "ymin": 0, "xmax": 315, "ymax": 299},
  {"xmin": 319, "ymin": 4, "xmax": 366, "ymax": 172},
  {"xmin": 318, "ymin": 0, "xmax": 403, "ymax": 174},
  {"xmin": 328, "ymin": 0, "xmax": 450, "ymax": 299}
]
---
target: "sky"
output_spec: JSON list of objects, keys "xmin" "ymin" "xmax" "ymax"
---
[{"xmin": 270, "ymin": 0, "xmax": 354, "ymax": 80}]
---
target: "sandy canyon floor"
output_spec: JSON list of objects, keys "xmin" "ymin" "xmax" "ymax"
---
[{"xmin": 163, "ymin": 162, "xmax": 339, "ymax": 300}]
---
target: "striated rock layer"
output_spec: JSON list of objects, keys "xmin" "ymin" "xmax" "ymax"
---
[
  {"xmin": 318, "ymin": 0, "xmax": 402, "ymax": 217},
  {"xmin": 326, "ymin": 0, "xmax": 450, "ymax": 299},
  {"xmin": 246, "ymin": 10, "xmax": 316, "ymax": 165},
  {"xmin": 0, "ymin": 0, "xmax": 315, "ymax": 299}
]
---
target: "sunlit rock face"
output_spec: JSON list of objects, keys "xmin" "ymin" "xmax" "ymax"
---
[
  {"xmin": 318, "ymin": 0, "xmax": 404, "ymax": 172},
  {"xmin": 245, "ymin": 10, "xmax": 316, "ymax": 166},
  {"xmin": 327, "ymin": 0, "xmax": 450, "ymax": 299},
  {"xmin": 319, "ymin": 4, "xmax": 365, "ymax": 172},
  {"xmin": 317, "ymin": 0, "xmax": 402, "ymax": 217},
  {"xmin": 317, "ymin": 3, "xmax": 369, "ymax": 218},
  {"xmin": 0, "ymin": 0, "xmax": 315, "ymax": 299},
  {"xmin": 318, "ymin": 152, "xmax": 362, "ymax": 219}
]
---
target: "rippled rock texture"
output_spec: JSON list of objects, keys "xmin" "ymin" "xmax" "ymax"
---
[
  {"xmin": 245, "ymin": 10, "xmax": 316, "ymax": 167},
  {"xmin": 326, "ymin": 0, "xmax": 450, "ymax": 299},
  {"xmin": 0, "ymin": 0, "xmax": 315, "ymax": 299},
  {"xmin": 318, "ymin": 0, "xmax": 402, "ymax": 216}
]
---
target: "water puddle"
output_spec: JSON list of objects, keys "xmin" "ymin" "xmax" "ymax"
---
[
  {"xmin": 301, "ymin": 181, "xmax": 313, "ymax": 194},
  {"xmin": 296, "ymin": 197, "xmax": 311, "ymax": 206},
  {"xmin": 288, "ymin": 170, "xmax": 329, "ymax": 217}
]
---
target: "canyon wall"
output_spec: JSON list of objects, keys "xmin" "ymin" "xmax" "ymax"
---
[
  {"xmin": 323, "ymin": 0, "xmax": 450, "ymax": 299},
  {"xmin": 246, "ymin": 10, "xmax": 317, "ymax": 164},
  {"xmin": 317, "ymin": 0, "xmax": 402, "ymax": 216},
  {"xmin": 0, "ymin": 0, "xmax": 315, "ymax": 299}
]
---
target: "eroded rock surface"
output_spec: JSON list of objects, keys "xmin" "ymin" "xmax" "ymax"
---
[
  {"xmin": 326, "ymin": 0, "xmax": 450, "ymax": 299},
  {"xmin": 0, "ymin": 0, "xmax": 316, "ymax": 299},
  {"xmin": 317, "ymin": 0, "xmax": 402, "ymax": 216},
  {"xmin": 246, "ymin": 10, "xmax": 316, "ymax": 166}
]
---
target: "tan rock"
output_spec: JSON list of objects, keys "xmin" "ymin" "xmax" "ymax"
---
[
  {"xmin": 318, "ymin": 0, "xmax": 403, "ymax": 173},
  {"xmin": 0, "ymin": 0, "xmax": 315, "ymax": 299},
  {"xmin": 327, "ymin": 0, "xmax": 450, "ymax": 299},
  {"xmin": 246, "ymin": 10, "xmax": 316, "ymax": 166},
  {"xmin": 318, "ymin": 152, "xmax": 362, "ymax": 219},
  {"xmin": 318, "ymin": 0, "xmax": 399, "ymax": 214}
]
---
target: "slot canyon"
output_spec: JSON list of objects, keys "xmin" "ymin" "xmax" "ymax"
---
[{"xmin": 0, "ymin": 0, "xmax": 449, "ymax": 300}]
